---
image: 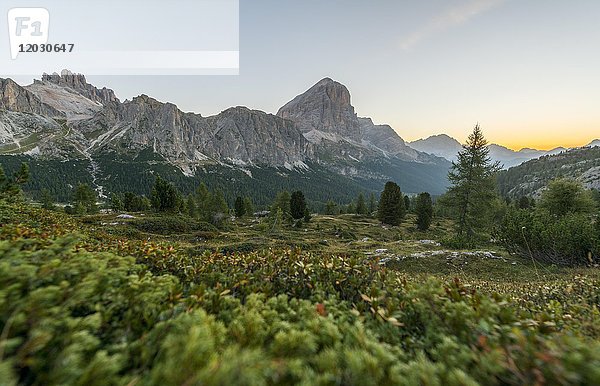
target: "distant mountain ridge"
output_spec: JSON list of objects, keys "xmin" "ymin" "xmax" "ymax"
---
[{"xmin": 408, "ymin": 134, "xmax": 574, "ymax": 169}]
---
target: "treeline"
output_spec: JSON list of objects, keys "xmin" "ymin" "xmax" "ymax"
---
[{"xmin": 0, "ymin": 152, "xmax": 379, "ymax": 206}]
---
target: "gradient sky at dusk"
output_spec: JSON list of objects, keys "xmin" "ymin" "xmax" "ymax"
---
[{"xmin": 13, "ymin": 0, "xmax": 600, "ymax": 150}]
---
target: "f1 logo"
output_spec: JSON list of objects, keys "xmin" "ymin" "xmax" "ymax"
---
[{"xmin": 7, "ymin": 8, "xmax": 50, "ymax": 59}]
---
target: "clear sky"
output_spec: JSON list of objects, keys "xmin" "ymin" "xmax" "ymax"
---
[{"xmin": 12, "ymin": 0, "xmax": 600, "ymax": 150}]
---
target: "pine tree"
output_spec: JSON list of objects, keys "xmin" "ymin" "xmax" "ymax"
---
[
  {"xmin": 356, "ymin": 193, "xmax": 367, "ymax": 215},
  {"xmin": 415, "ymin": 192, "xmax": 433, "ymax": 231},
  {"xmin": 272, "ymin": 191, "xmax": 291, "ymax": 216},
  {"xmin": 303, "ymin": 207, "xmax": 312, "ymax": 223},
  {"xmin": 517, "ymin": 196, "xmax": 531, "ymax": 210},
  {"xmin": 290, "ymin": 191, "xmax": 307, "ymax": 220},
  {"xmin": 40, "ymin": 189, "xmax": 56, "ymax": 211},
  {"xmin": 72, "ymin": 183, "xmax": 98, "ymax": 214},
  {"xmin": 209, "ymin": 190, "xmax": 229, "ymax": 226},
  {"xmin": 195, "ymin": 183, "xmax": 211, "ymax": 221},
  {"xmin": 234, "ymin": 196, "xmax": 245, "ymax": 217},
  {"xmin": 187, "ymin": 194, "xmax": 197, "ymax": 218},
  {"xmin": 325, "ymin": 200, "xmax": 338, "ymax": 215},
  {"xmin": 110, "ymin": 193, "xmax": 125, "ymax": 212},
  {"xmin": 404, "ymin": 195, "xmax": 411, "ymax": 212},
  {"xmin": 347, "ymin": 201, "xmax": 356, "ymax": 214},
  {"xmin": 151, "ymin": 175, "xmax": 181, "ymax": 213},
  {"xmin": 446, "ymin": 124, "xmax": 501, "ymax": 241},
  {"xmin": 0, "ymin": 162, "xmax": 30, "ymax": 199},
  {"xmin": 243, "ymin": 197, "xmax": 254, "ymax": 217},
  {"xmin": 368, "ymin": 193, "xmax": 377, "ymax": 216},
  {"xmin": 377, "ymin": 181, "xmax": 405, "ymax": 226}
]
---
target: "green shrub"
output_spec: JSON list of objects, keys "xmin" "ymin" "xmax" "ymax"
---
[{"xmin": 497, "ymin": 208, "xmax": 599, "ymax": 265}]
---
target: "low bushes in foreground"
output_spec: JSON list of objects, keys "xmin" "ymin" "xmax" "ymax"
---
[{"xmin": 1, "ymin": 232, "xmax": 600, "ymax": 385}]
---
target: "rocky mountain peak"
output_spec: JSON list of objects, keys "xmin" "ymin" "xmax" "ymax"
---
[
  {"xmin": 39, "ymin": 69, "xmax": 119, "ymax": 106},
  {"xmin": 277, "ymin": 77, "xmax": 360, "ymax": 142}
]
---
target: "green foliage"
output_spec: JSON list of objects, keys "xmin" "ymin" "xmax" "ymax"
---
[
  {"xmin": 325, "ymin": 200, "xmax": 338, "ymax": 215},
  {"xmin": 110, "ymin": 192, "xmax": 124, "ymax": 211},
  {"xmin": 517, "ymin": 196, "xmax": 534, "ymax": 209},
  {"xmin": 378, "ymin": 181, "xmax": 405, "ymax": 226},
  {"xmin": 290, "ymin": 191, "xmax": 307, "ymax": 220},
  {"xmin": 3, "ymin": 199, "xmax": 600, "ymax": 385},
  {"xmin": 444, "ymin": 125, "xmax": 501, "ymax": 242},
  {"xmin": 72, "ymin": 183, "xmax": 98, "ymax": 215},
  {"xmin": 538, "ymin": 179, "xmax": 597, "ymax": 217},
  {"xmin": 190, "ymin": 184, "xmax": 230, "ymax": 228},
  {"xmin": 403, "ymin": 195, "xmax": 411, "ymax": 211},
  {"xmin": 497, "ymin": 207, "xmax": 600, "ymax": 265},
  {"xmin": 272, "ymin": 190, "xmax": 291, "ymax": 216},
  {"xmin": 234, "ymin": 196, "xmax": 245, "ymax": 217},
  {"xmin": 368, "ymin": 192, "xmax": 377, "ymax": 216},
  {"xmin": 40, "ymin": 189, "xmax": 56, "ymax": 211},
  {"xmin": 151, "ymin": 175, "xmax": 182, "ymax": 213},
  {"xmin": 356, "ymin": 193, "xmax": 367, "ymax": 215},
  {"xmin": 243, "ymin": 197, "xmax": 254, "ymax": 217},
  {"xmin": 303, "ymin": 207, "xmax": 312, "ymax": 223},
  {"xmin": 111, "ymin": 191, "xmax": 151, "ymax": 213},
  {"xmin": 0, "ymin": 162, "xmax": 30, "ymax": 201},
  {"xmin": 415, "ymin": 192, "xmax": 433, "ymax": 231}
]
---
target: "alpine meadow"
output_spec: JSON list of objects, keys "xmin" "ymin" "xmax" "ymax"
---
[{"xmin": 2, "ymin": 1, "xmax": 600, "ymax": 385}]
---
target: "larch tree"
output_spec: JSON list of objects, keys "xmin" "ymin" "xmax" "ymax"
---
[{"xmin": 446, "ymin": 124, "xmax": 501, "ymax": 242}]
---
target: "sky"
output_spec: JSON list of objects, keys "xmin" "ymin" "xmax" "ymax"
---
[{"xmin": 9, "ymin": 0, "xmax": 600, "ymax": 150}]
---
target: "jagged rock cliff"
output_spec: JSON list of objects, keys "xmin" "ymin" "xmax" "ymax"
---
[
  {"xmin": 40, "ymin": 70, "xmax": 119, "ymax": 106},
  {"xmin": 77, "ymin": 95, "xmax": 313, "ymax": 169},
  {"xmin": 0, "ymin": 78, "xmax": 64, "ymax": 118}
]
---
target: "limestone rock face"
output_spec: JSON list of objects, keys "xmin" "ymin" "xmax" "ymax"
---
[
  {"xmin": 79, "ymin": 95, "xmax": 313, "ymax": 168},
  {"xmin": 40, "ymin": 70, "xmax": 119, "ymax": 106},
  {"xmin": 0, "ymin": 78, "xmax": 64, "ymax": 118},
  {"xmin": 203, "ymin": 106, "xmax": 313, "ymax": 165},
  {"xmin": 278, "ymin": 78, "xmax": 362, "ymax": 142}
]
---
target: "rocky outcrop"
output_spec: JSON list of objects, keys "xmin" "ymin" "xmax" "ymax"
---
[
  {"xmin": 203, "ymin": 106, "xmax": 313, "ymax": 165},
  {"xmin": 0, "ymin": 78, "xmax": 64, "ymax": 118},
  {"xmin": 78, "ymin": 95, "xmax": 313, "ymax": 168},
  {"xmin": 26, "ymin": 80, "xmax": 103, "ymax": 120},
  {"xmin": 40, "ymin": 70, "xmax": 119, "ymax": 106}
]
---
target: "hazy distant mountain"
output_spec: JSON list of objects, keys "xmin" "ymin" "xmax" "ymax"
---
[
  {"xmin": 409, "ymin": 134, "xmax": 569, "ymax": 169},
  {"xmin": 498, "ymin": 147, "xmax": 600, "ymax": 198},
  {"xmin": 408, "ymin": 134, "xmax": 462, "ymax": 162},
  {"xmin": 0, "ymin": 72, "xmax": 451, "ymax": 202},
  {"xmin": 588, "ymin": 139, "xmax": 600, "ymax": 147}
]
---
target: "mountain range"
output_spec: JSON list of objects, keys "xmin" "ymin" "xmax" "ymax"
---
[
  {"xmin": 0, "ymin": 70, "xmax": 450, "ymax": 203},
  {"xmin": 407, "ymin": 134, "xmax": 581, "ymax": 169}
]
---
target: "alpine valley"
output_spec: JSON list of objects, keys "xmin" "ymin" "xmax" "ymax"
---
[{"xmin": 0, "ymin": 71, "xmax": 451, "ymax": 204}]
